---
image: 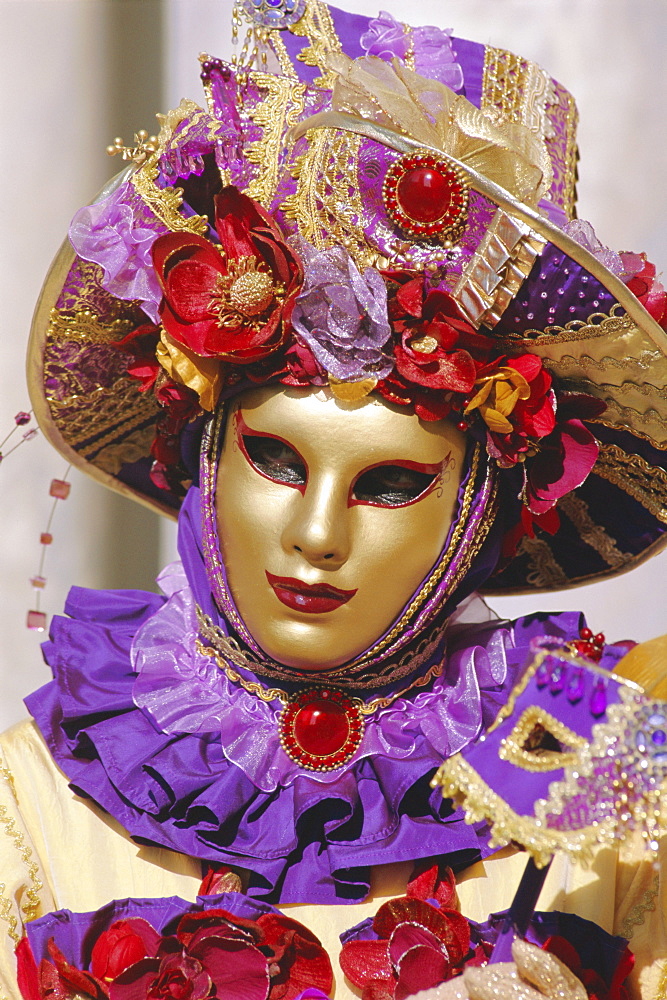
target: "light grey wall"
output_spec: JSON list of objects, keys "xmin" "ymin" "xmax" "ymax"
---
[{"xmin": 2, "ymin": 0, "xmax": 666, "ymax": 732}]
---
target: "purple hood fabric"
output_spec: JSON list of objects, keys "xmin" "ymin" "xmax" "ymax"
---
[{"xmin": 26, "ymin": 483, "xmax": 590, "ymax": 905}]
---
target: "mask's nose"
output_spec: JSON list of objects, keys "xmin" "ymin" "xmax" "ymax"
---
[{"xmin": 281, "ymin": 471, "xmax": 350, "ymax": 569}]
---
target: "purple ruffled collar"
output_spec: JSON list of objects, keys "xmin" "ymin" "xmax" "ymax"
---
[{"xmin": 26, "ymin": 553, "xmax": 588, "ymax": 904}]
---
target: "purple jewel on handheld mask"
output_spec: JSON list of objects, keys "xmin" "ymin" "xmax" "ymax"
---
[
  {"xmin": 567, "ymin": 667, "xmax": 585, "ymax": 704},
  {"xmin": 590, "ymin": 677, "xmax": 608, "ymax": 717},
  {"xmin": 291, "ymin": 242, "xmax": 394, "ymax": 383}
]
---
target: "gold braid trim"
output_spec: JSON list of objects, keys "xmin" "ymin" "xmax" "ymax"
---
[
  {"xmin": 594, "ymin": 443, "xmax": 667, "ymax": 525},
  {"xmin": 516, "ymin": 534, "xmax": 568, "ymax": 589},
  {"xmin": 558, "ymin": 493, "xmax": 627, "ymax": 569},
  {"xmin": 131, "ymin": 157, "xmax": 208, "ymax": 237},
  {"xmin": 245, "ymin": 73, "xmax": 306, "ymax": 207},
  {"xmin": 291, "ymin": 0, "xmax": 342, "ymax": 88},
  {"xmin": 0, "ymin": 756, "xmax": 43, "ymax": 942}
]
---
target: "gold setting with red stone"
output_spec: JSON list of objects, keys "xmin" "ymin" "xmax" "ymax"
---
[
  {"xmin": 383, "ymin": 152, "xmax": 469, "ymax": 244},
  {"xmin": 278, "ymin": 688, "xmax": 365, "ymax": 771}
]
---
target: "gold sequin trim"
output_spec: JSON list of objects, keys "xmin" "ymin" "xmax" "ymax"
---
[
  {"xmin": 498, "ymin": 705, "xmax": 587, "ymax": 772},
  {"xmin": 594, "ymin": 443, "xmax": 667, "ymax": 525},
  {"xmin": 620, "ymin": 873, "xmax": 659, "ymax": 940},
  {"xmin": 246, "ymin": 73, "xmax": 306, "ymax": 207},
  {"xmin": 558, "ymin": 493, "xmax": 627, "ymax": 569}
]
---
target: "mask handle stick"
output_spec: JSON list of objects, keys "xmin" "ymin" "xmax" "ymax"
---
[{"xmin": 488, "ymin": 854, "xmax": 552, "ymax": 963}]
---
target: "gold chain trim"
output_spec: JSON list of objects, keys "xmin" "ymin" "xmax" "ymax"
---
[
  {"xmin": 620, "ymin": 873, "xmax": 659, "ymax": 940},
  {"xmin": 558, "ymin": 493, "xmax": 627, "ymax": 569},
  {"xmin": 196, "ymin": 638, "xmax": 447, "ymax": 714},
  {"xmin": 594, "ymin": 443, "xmax": 667, "ymax": 525},
  {"xmin": 498, "ymin": 705, "xmax": 587, "ymax": 773},
  {"xmin": 550, "ymin": 349, "xmax": 662, "ymax": 375},
  {"xmin": 246, "ymin": 73, "xmax": 306, "ymax": 207}
]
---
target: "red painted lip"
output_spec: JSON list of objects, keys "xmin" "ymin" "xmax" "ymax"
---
[{"xmin": 266, "ymin": 572, "xmax": 357, "ymax": 614}]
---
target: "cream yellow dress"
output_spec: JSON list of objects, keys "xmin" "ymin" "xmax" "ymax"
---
[{"xmin": 0, "ymin": 719, "xmax": 665, "ymax": 1000}]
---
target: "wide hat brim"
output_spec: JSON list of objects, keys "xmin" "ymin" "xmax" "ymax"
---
[{"xmin": 27, "ymin": 47, "xmax": 667, "ymax": 593}]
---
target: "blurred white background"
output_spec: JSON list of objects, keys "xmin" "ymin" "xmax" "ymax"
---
[{"xmin": 1, "ymin": 0, "xmax": 666, "ymax": 731}]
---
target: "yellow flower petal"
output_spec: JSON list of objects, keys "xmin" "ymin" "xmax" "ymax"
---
[{"xmin": 157, "ymin": 329, "xmax": 224, "ymax": 411}]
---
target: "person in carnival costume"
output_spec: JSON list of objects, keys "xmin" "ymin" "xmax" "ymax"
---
[{"xmin": 3, "ymin": 2, "xmax": 667, "ymax": 998}]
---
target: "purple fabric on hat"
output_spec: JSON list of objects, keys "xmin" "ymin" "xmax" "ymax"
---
[{"xmin": 69, "ymin": 183, "xmax": 167, "ymax": 324}]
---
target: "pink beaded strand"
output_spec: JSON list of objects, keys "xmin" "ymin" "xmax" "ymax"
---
[{"xmin": 27, "ymin": 465, "xmax": 72, "ymax": 632}]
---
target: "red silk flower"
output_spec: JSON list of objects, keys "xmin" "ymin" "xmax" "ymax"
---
[
  {"xmin": 152, "ymin": 186, "xmax": 302, "ymax": 363},
  {"xmin": 382, "ymin": 274, "xmax": 479, "ymax": 399},
  {"xmin": 16, "ymin": 908, "xmax": 333, "ymax": 1000},
  {"xmin": 340, "ymin": 866, "xmax": 470, "ymax": 1000}
]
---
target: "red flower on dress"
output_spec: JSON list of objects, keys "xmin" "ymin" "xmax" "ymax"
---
[
  {"xmin": 17, "ymin": 908, "xmax": 333, "ymax": 1000},
  {"xmin": 152, "ymin": 187, "xmax": 302, "ymax": 363},
  {"xmin": 339, "ymin": 866, "xmax": 470, "ymax": 1000}
]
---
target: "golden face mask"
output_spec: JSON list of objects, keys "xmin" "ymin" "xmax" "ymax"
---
[{"xmin": 216, "ymin": 386, "xmax": 466, "ymax": 671}]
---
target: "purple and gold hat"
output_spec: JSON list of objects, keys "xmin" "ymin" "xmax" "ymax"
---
[{"xmin": 27, "ymin": 1, "xmax": 667, "ymax": 591}]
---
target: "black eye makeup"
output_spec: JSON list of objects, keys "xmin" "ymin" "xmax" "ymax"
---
[
  {"xmin": 235, "ymin": 412, "xmax": 308, "ymax": 491},
  {"xmin": 243, "ymin": 435, "xmax": 307, "ymax": 486},
  {"xmin": 351, "ymin": 462, "xmax": 441, "ymax": 507}
]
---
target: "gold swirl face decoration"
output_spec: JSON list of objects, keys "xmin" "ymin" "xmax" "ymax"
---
[{"xmin": 216, "ymin": 387, "xmax": 466, "ymax": 671}]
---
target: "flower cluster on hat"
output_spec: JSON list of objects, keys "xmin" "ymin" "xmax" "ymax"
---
[
  {"xmin": 16, "ymin": 898, "xmax": 333, "ymax": 1000},
  {"xmin": 339, "ymin": 865, "xmax": 471, "ymax": 1000},
  {"xmin": 359, "ymin": 10, "xmax": 464, "ymax": 92}
]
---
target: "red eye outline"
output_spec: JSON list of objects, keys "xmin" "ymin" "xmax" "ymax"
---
[
  {"xmin": 349, "ymin": 454, "xmax": 450, "ymax": 509},
  {"xmin": 234, "ymin": 411, "xmax": 308, "ymax": 495}
]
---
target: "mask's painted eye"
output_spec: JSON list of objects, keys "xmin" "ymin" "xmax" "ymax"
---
[
  {"xmin": 242, "ymin": 434, "xmax": 307, "ymax": 488},
  {"xmin": 352, "ymin": 463, "xmax": 439, "ymax": 507}
]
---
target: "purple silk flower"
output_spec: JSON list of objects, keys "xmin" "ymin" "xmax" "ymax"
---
[
  {"xmin": 290, "ymin": 242, "xmax": 393, "ymax": 382},
  {"xmin": 69, "ymin": 182, "xmax": 166, "ymax": 323},
  {"xmin": 360, "ymin": 10, "xmax": 464, "ymax": 91}
]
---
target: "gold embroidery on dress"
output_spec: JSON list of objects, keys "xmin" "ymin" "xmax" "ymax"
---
[
  {"xmin": 47, "ymin": 308, "xmax": 134, "ymax": 347},
  {"xmin": 517, "ymin": 534, "xmax": 569, "ymax": 589},
  {"xmin": 132, "ymin": 137, "xmax": 209, "ymax": 238},
  {"xmin": 498, "ymin": 705, "xmax": 587, "ymax": 772},
  {"xmin": 0, "ymin": 756, "xmax": 43, "ymax": 940},
  {"xmin": 482, "ymin": 46, "xmax": 578, "ymax": 219},
  {"xmin": 286, "ymin": 128, "xmax": 378, "ymax": 268},
  {"xmin": 246, "ymin": 73, "xmax": 306, "ymax": 207},
  {"xmin": 594, "ymin": 444, "xmax": 667, "ymax": 525},
  {"xmin": 558, "ymin": 493, "xmax": 627, "ymax": 569},
  {"xmin": 620, "ymin": 873, "xmax": 659, "ymax": 940},
  {"xmin": 545, "ymin": 82, "xmax": 579, "ymax": 220}
]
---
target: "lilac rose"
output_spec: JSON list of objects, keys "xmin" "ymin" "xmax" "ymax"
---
[{"xmin": 291, "ymin": 242, "xmax": 393, "ymax": 383}]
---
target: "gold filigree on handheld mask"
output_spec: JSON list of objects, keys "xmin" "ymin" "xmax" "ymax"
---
[{"xmin": 215, "ymin": 386, "xmax": 466, "ymax": 671}]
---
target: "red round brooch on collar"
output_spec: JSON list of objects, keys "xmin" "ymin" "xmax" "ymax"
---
[
  {"xmin": 383, "ymin": 152, "xmax": 469, "ymax": 242},
  {"xmin": 278, "ymin": 689, "xmax": 365, "ymax": 771}
]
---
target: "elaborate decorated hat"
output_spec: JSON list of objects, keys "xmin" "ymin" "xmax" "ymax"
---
[{"xmin": 28, "ymin": 0, "xmax": 667, "ymax": 592}]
